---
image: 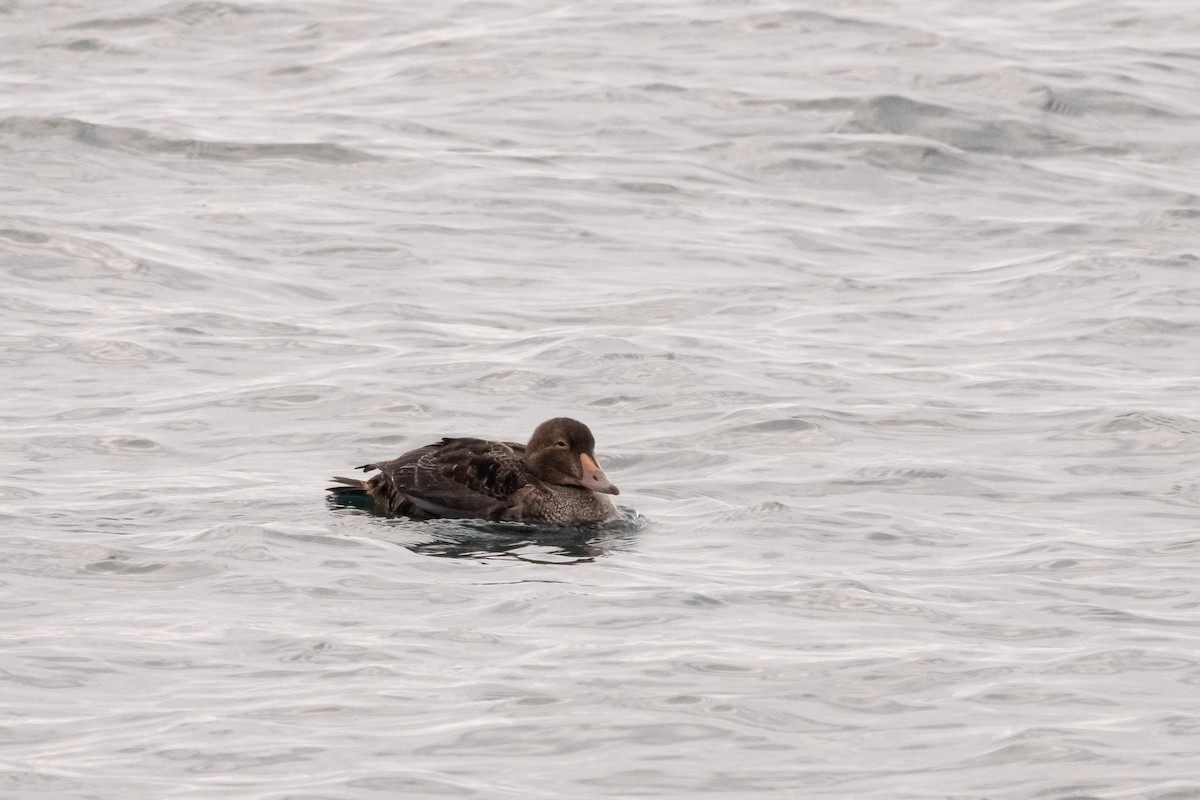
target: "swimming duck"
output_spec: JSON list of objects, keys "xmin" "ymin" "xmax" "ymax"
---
[{"xmin": 328, "ymin": 417, "xmax": 620, "ymax": 524}]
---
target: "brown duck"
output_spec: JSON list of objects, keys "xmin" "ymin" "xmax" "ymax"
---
[{"xmin": 328, "ymin": 417, "xmax": 620, "ymax": 524}]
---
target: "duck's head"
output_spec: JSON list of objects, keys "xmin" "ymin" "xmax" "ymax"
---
[{"xmin": 526, "ymin": 417, "xmax": 619, "ymax": 495}]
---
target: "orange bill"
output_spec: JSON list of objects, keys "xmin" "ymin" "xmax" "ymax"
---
[{"xmin": 579, "ymin": 452, "xmax": 619, "ymax": 495}]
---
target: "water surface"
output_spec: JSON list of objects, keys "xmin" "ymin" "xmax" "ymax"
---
[{"xmin": 2, "ymin": 0, "xmax": 1199, "ymax": 797}]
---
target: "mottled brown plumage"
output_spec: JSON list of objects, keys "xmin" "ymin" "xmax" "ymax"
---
[{"xmin": 328, "ymin": 418, "xmax": 620, "ymax": 524}]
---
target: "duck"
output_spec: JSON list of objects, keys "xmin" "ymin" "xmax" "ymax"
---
[{"xmin": 328, "ymin": 417, "xmax": 620, "ymax": 524}]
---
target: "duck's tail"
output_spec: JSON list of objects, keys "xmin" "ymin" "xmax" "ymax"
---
[
  {"xmin": 327, "ymin": 475, "xmax": 366, "ymax": 491},
  {"xmin": 327, "ymin": 476, "xmax": 374, "ymax": 509}
]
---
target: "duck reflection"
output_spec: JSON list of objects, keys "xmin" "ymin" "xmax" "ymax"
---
[{"xmin": 330, "ymin": 498, "xmax": 643, "ymax": 564}]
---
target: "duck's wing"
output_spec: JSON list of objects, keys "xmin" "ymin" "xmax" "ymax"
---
[{"xmin": 361, "ymin": 438, "xmax": 531, "ymax": 519}]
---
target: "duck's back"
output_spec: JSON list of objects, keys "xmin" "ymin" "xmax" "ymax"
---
[{"xmin": 362, "ymin": 437, "xmax": 531, "ymax": 520}]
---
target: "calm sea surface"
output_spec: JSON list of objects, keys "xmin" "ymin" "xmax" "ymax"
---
[{"xmin": 2, "ymin": 1, "xmax": 1199, "ymax": 797}]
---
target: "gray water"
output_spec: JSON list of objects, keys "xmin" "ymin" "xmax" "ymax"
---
[{"xmin": 3, "ymin": 0, "xmax": 1199, "ymax": 797}]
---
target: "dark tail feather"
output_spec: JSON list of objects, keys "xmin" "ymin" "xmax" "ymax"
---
[
  {"xmin": 327, "ymin": 476, "xmax": 376, "ymax": 510},
  {"xmin": 327, "ymin": 475, "xmax": 367, "ymax": 495}
]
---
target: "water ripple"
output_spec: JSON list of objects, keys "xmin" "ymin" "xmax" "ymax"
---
[{"xmin": 0, "ymin": 116, "xmax": 379, "ymax": 164}]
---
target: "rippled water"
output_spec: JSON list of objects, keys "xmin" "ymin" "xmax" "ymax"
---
[{"xmin": 3, "ymin": 0, "xmax": 1199, "ymax": 797}]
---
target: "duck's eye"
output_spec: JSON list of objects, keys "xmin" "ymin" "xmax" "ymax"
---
[{"xmin": 555, "ymin": 440, "xmax": 568, "ymax": 448}]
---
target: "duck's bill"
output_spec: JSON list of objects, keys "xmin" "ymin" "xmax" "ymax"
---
[{"xmin": 580, "ymin": 452, "xmax": 620, "ymax": 495}]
